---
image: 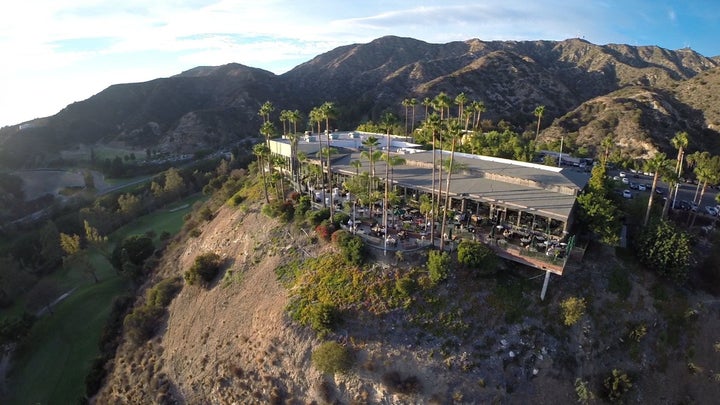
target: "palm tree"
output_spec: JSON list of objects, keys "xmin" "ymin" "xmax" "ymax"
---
[
  {"xmin": 690, "ymin": 154, "xmax": 720, "ymax": 226},
  {"xmin": 533, "ymin": 105, "xmax": 545, "ymax": 141},
  {"xmin": 671, "ymin": 131, "xmax": 689, "ymax": 175},
  {"xmin": 297, "ymin": 151, "xmax": 309, "ymax": 192},
  {"xmin": 601, "ymin": 134, "xmax": 614, "ymax": 167},
  {"xmin": 361, "ymin": 136, "xmax": 381, "ymax": 193},
  {"xmin": 258, "ymin": 101, "xmax": 274, "ymax": 124},
  {"xmin": 253, "ymin": 143, "xmax": 270, "ymax": 203},
  {"xmin": 271, "ymin": 154, "xmax": 286, "ymax": 200},
  {"xmin": 471, "ymin": 100, "xmax": 486, "ymax": 131},
  {"xmin": 320, "ymin": 102, "xmax": 335, "ymax": 134},
  {"xmin": 306, "ymin": 161, "xmax": 323, "ymax": 196},
  {"xmin": 309, "ymin": 106, "xmax": 327, "ymax": 202},
  {"xmin": 309, "ymin": 107, "xmax": 322, "ymax": 135},
  {"xmin": 290, "ymin": 110, "xmax": 302, "ymax": 135},
  {"xmin": 409, "ymin": 98, "xmax": 418, "ymax": 135},
  {"xmin": 260, "ymin": 121, "xmax": 275, "ymax": 148},
  {"xmin": 463, "ymin": 101, "xmax": 475, "ymax": 132},
  {"xmin": 279, "ymin": 109, "xmax": 292, "ymax": 135},
  {"xmin": 422, "ymin": 97, "xmax": 432, "ymax": 121},
  {"xmin": 454, "ymin": 92, "xmax": 468, "ymax": 120},
  {"xmin": 320, "ymin": 146, "xmax": 337, "ymax": 216},
  {"xmin": 668, "ymin": 131, "xmax": 689, "ymax": 208},
  {"xmin": 643, "ymin": 153, "xmax": 670, "ymax": 225},
  {"xmin": 383, "ymin": 154, "xmax": 406, "ymax": 189},
  {"xmin": 351, "ymin": 159, "xmax": 362, "ymax": 177},
  {"xmin": 660, "ymin": 164, "xmax": 679, "ymax": 218},
  {"xmin": 402, "ymin": 98, "xmax": 412, "ymax": 136},
  {"xmin": 440, "ymin": 117, "xmax": 463, "ymax": 250},
  {"xmin": 286, "ymin": 131, "xmax": 300, "ymax": 188},
  {"xmin": 433, "ymin": 92, "xmax": 451, "ymax": 120},
  {"xmin": 381, "ymin": 112, "xmax": 399, "ymax": 254},
  {"xmin": 686, "ymin": 151, "xmax": 709, "ymax": 203},
  {"xmin": 423, "ymin": 113, "xmax": 442, "ymax": 245}
]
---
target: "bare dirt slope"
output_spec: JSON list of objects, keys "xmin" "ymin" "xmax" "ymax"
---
[
  {"xmin": 95, "ymin": 201, "xmax": 720, "ymax": 404},
  {"xmin": 95, "ymin": 204, "xmax": 326, "ymax": 403}
]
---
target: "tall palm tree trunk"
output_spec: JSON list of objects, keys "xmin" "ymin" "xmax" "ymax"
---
[
  {"xmin": 440, "ymin": 137, "xmax": 457, "ymax": 251},
  {"xmin": 644, "ymin": 172, "xmax": 660, "ymax": 226}
]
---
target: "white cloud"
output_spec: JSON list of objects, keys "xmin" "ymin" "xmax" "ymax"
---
[{"xmin": 0, "ymin": 0, "xmax": 717, "ymax": 126}]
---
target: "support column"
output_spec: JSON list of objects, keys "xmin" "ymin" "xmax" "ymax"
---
[
  {"xmin": 540, "ymin": 270, "xmax": 551, "ymax": 301},
  {"xmin": 517, "ymin": 211, "xmax": 522, "ymax": 227}
]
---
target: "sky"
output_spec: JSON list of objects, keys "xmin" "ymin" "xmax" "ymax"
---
[{"xmin": 1, "ymin": 0, "xmax": 718, "ymax": 127}]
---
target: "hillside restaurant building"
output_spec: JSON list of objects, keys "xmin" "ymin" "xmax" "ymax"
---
[{"xmin": 268, "ymin": 131, "xmax": 591, "ymax": 276}]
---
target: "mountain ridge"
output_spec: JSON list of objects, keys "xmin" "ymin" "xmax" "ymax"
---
[{"xmin": 1, "ymin": 36, "xmax": 719, "ymax": 168}]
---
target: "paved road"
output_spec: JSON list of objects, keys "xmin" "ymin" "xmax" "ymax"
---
[{"xmin": 610, "ymin": 169, "xmax": 719, "ymax": 211}]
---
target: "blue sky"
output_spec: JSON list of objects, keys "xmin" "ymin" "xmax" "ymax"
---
[{"xmin": 1, "ymin": 0, "xmax": 718, "ymax": 127}]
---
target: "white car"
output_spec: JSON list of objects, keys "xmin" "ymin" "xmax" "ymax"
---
[
  {"xmin": 638, "ymin": 184, "xmax": 647, "ymax": 191},
  {"xmin": 619, "ymin": 171, "xmax": 627, "ymax": 178},
  {"xmin": 622, "ymin": 190, "xmax": 632, "ymax": 199},
  {"xmin": 621, "ymin": 177, "xmax": 629, "ymax": 184},
  {"xmin": 704, "ymin": 206, "xmax": 719, "ymax": 216}
]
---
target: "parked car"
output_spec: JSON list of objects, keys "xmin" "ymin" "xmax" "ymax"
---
[
  {"xmin": 638, "ymin": 184, "xmax": 647, "ymax": 191},
  {"xmin": 629, "ymin": 182, "xmax": 638, "ymax": 190},
  {"xmin": 704, "ymin": 206, "xmax": 719, "ymax": 216},
  {"xmin": 619, "ymin": 171, "xmax": 627, "ymax": 178},
  {"xmin": 655, "ymin": 187, "xmax": 665, "ymax": 195},
  {"xmin": 622, "ymin": 190, "xmax": 632, "ymax": 199},
  {"xmin": 675, "ymin": 200, "xmax": 691, "ymax": 210},
  {"xmin": 622, "ymin": 177, "xmax": 629, "ymax": 184}
]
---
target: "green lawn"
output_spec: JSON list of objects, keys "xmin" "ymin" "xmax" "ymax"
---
[
  {"xmin": 5, "ymin": 276, "xmax": 128, "ymax": 405},
  {"xmin": 110, "ymin": 193, "xmax": 206, "ymax": 246},
  {"xmin": 1, "ymin": 193, "xmax": 208, "ymax": 404}
]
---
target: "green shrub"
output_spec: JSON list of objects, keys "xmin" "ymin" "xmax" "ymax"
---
[
  {"xmin": 229, "ymin": 192, "xmax": 245, "ymax": 206},
  {"xmin": 146, "ymin": 277, "xmax": 182, "ymax": 307},
  {"xmin": 184, "ymin": 252, "xmax": 222, "ymax": 286},
  {"xmin": 123, "ymin": 305, "xmax": 164, "ymax": 345},
  {"xmin": 561, "ymin": 296, "xmax": 586, "ymax": 326},
  {"xmin": 427, "ymin": 250, "xmax": 451, "ymax": 284},
  {"xmin": 574, "ymin": 378, "xmax": 595, "ymax": 404},
  {"xmin": 331, "ymin": 212, "xmax": 350, "ymax": 228},
  {"xmin": 602, "ymin": 369, "xmax": 632, "ymax": 402},
  {"xmin": 308, "ymin": 303, "xmax": 340, "ymax": 335},
  {"xmin": 261, "ymin": 200, "xmax": 295, "ymax": 221},
  {"xmin": 312, "ymin": 342, "xmax": 354, "ymax": 375},
  {"xmin": 457, "ymin": 240, "xmax": 497, "ymax": 275},
  {"xmin": 395, "ymin": 276, "xmax": 418, "ymax": 298},
  {"xmin": 110, "ymin": 234, "xmax": 155, "ymax": 271},
  {"xmin": 307, "ymin": 208, "xmax": 330, "ymax": 226},
  {"xmin": 628, "ymin": 323, "xmax": 647, "ymax": 342},
  {"xmin": 198, "ymin": 206, "xmax": 214, "ymax": 221},
  {"xmin": 635, "ymin": 219, "xmax": 691, "ymax": 283},
  {"xmin": 332, "ymin": 230, "xmax": 364, "ymax": 266},
  {"xmin": 296, "ymin": 195, "xmax": 311, "ymax": 217}
]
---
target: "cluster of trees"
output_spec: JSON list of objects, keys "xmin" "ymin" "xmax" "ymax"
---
[
  {"xmin": 0, "ymin": 158, "xmax": 238, "ymax": 313},
  {"xmin": 575, "ymin": 130, "xmax": 718, "ymax": 283}
]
